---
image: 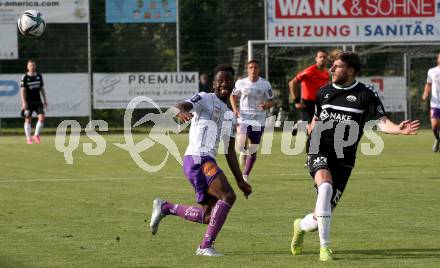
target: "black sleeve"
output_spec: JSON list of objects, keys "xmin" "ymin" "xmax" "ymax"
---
[
  {"xmin": 367, "ymin": 89, "xmax": 386, "ymax": 120},
  {"xmin": 20, "ymin": 75, "xmax": 26, "ymax": 88},
  {"xmin": 314, "ymin": 90, "xmax": 322, "ymax": 119}
]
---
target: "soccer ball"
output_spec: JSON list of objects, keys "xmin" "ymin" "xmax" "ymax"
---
[{"xmin": 17, "ymin": 10, "xmax": 46, "ymax": 37}]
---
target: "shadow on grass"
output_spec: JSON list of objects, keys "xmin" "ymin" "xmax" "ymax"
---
[
  {"xmin": 223, "ymin": 248, "xmax": 440, "ymax": 260},
  {"xmin": 336, "ymin": 248, "xmax": 440, "ymax": 260},
  {"xmin": 225, "ymin": 250, "xmax": 317, "ymax": 256}
]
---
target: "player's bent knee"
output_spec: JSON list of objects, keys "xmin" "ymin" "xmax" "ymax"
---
[
  {"xmin": 222, "ymin": 191, "xmax": 236, "ymax": 206},
  {"xmin": 314, "ymin": 169, "xmax": 333, "ymax": 186},
  {"xmin": 203, "ymin": 214, "xmax": 211, "ymax": 224}
]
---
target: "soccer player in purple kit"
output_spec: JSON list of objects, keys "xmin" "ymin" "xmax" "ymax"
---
[
  {"xmin": 149, "ymin": 64, "xmax": 252, "ymax": 256},
  {"xmin": 423, "ymin": 52, "xmax": 440, "ymax": 152},
  {"xmin": 230, "ymin": 60, "xmax": 274, "ymax": 184}
]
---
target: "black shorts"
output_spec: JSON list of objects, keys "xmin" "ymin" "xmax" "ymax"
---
[
  {"xmin": 307, "ymin": 152, "xmax": 353, "ymax": 207},
  {"xmin": 300, "ymin": 99, "xmax": 315, "ymax": 123},
  {"xmin": 21, "ymin": 102, "xmax": 44, "ymax": 117}
]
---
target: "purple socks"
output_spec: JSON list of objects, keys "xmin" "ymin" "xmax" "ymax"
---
[
  {"xmin": 243, "ymin": 154, "xmax": 257, "ymax": 176},
  {"xmin": 200, "ymin": 200, "xmax": 231, "ymax": 249},
  {"xmin": 161, "ymin": 201, "xmax": 205, "ymax": 223}
]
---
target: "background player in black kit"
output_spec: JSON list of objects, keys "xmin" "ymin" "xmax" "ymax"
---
[
  {"xmin": 290, "ymin": 52, "xmax": 420, "ymax": 261},
  {"xmin": 20, "ymin": 59, "xmax": 47, "ymax": 144}
]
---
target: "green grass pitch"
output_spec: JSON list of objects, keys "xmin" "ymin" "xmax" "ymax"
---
[{"xmin": 0, "ymin": 131, "xmax": 439, "ymax": 267}]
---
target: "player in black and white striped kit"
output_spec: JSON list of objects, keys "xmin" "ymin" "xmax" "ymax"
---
[
  {"xmin": 290, "ymin": 52, "xmax": 420, "ymax": 261},
  {"xmin": 20, "ymin": 59, "xmax": 47, "ymax": 144}
]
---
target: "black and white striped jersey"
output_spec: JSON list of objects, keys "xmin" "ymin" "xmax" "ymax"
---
[
  {"xmin": 310, "ymin": 80, "xmax": 386, "ymax": 166},
  {"xmin": 20, "ymin": 73, "xmax": 44, "ymax": 104}
]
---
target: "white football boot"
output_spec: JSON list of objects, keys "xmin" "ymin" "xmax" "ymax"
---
[
  {"xmin": 150, "ymin": 198, "xmax": 166, "ymax": 235},
  {"xmin": 196, "ymin": 246, "xmax": 224, "ymax": 257}
]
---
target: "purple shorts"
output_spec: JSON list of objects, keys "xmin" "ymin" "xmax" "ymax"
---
[
  {"xmin": 183, "ymin": 155, "xmax": 223, "ymax": 203},
  {"xmin": 238, "ymin": 124, "xmax": 265, "ymax": 144},
  {"xmin": 431, "ymin": 108, "xmax": 440, "ymax": 119}
]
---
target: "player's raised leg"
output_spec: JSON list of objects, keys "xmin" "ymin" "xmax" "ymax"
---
[
  {"xmin": 149, "ymin": 156, "xmax": 219, "ymax": 235},
  {"xmin": 149, "ymin": 196, "xmax": 212, "ymax": 235},
  {"xmin": 196, "ymin": 172, "xmax": 236, "ymax": 257},
  {"xmin": 291, "ymin": 213, "xmax": 317, "ymax": 255}
]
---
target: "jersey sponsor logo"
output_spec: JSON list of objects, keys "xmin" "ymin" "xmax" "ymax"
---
[
  {"xmin": 329, "ymin": 112, "xmax": 353, "ymax": 122},
  {"xmin": 190, "ymin": 94, "xmax": 202, "ymax": 103},
  {"xmin": 320, "ymin": 109, "xmax": 329, "ymax": 120},
  {"xmin": 346, "ymin": 95, "xmax": 357, "ymax": 102},
  {"xmin": 321, "ymin": 109, "xmax": 353, "ymax": 122},
  {"xmin": 202, "ymin": 161, "xmax": 219, "ymax": 177}
]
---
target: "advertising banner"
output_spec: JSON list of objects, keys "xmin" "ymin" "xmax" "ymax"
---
[
  {"xmin": 0, "ymin": 0, "xmax": 89, "ymax": 24},
  {"xmin": 106, "ymin": 0, "xmax": 176, "ymax": 23},
  {"xmin": 0, "ymin": 74, "xmax": 90, "ymax": 118},
  {"xmin": 267, "ymin": 0, "xmax": 440, "ymax": 43},
  {"xmin": 0, "ymin": 24, "xmax": 18, "ymax": 59},
  {"xmin": 93, "ymin": 72, "xmax": 198, "ymax": 109}
]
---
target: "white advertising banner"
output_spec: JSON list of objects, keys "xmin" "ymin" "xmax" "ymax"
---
[
  {"xmin": 358, "ymin": 76, "xmax": 407, "ymax": 113},
  {"xmin": 0, "ymin": 74, "xmax": 89, "ymax": 118},
  {"xmin": 0, "ymin": 0, "xmax": 89, "ymax": 24},
  {"xmin": 0, "ymin": 24, "xmax": 18, "ymax": 59},
  {"xmin": 93, "ymin": 72, "xmax": 199, "ymax": 109},
  {"xmin": 267, "ymin": 0, "xmax": 440, "ymax": 43}
]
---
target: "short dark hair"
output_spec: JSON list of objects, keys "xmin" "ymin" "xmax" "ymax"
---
[
  {"xmin": 247, "ymin": 59, "xmax": 260, "ymax": 66},
  {"xmin": 316, "ymin": 50, "xmax": 327, "ymax": 55},
  {"xmin": 214, "ymin": 64, "xmax": 235, "ymax": 77},
  {"xmin": 335, "ymin": 51, "xmax": 361, "ymax": 74}
]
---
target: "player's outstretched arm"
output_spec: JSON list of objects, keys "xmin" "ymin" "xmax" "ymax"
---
[
  {"xmin": 174, "ymin": 101, "xmax": 193, "ymax": 122},
  {"xmin": 377, "ymin": 116, "xmax": 420, "ymax": 135},
  {"xmin": 225, "ymin": 137, "xmax": 252, "ymax": 198}
]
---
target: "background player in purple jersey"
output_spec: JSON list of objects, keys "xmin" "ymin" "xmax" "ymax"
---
[
  {"xmin": 149, "ymin": 64, "xmax": 252, "ymax": 257},
  {"xmin": 422, "ymin": 52, "xmax": 440, "ymax": 152},
  {"xmin": 20, "ymin": 59, "xmax": 47, "ymax": 144},
  {"xmin": 230, "ymin": 60, "xmax": 274, "ymax": 184},
  {"xmin": 290, "ymin": 52, "xmax": 420, "ymax": 261}
]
